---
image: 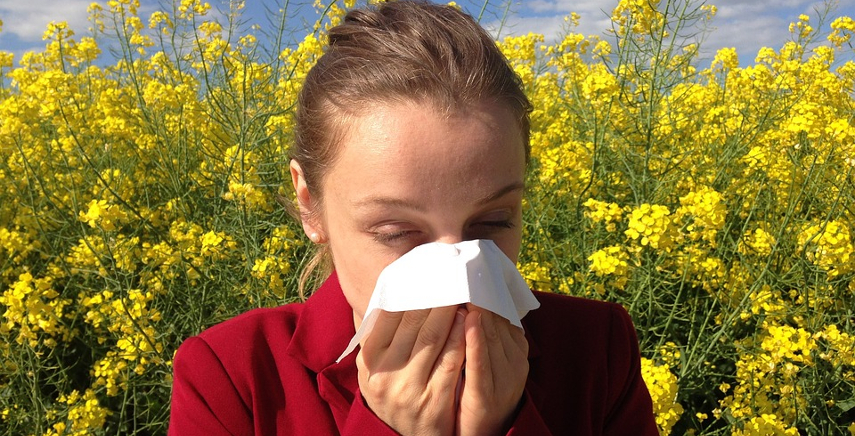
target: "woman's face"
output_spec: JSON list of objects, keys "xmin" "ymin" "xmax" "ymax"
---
[{"xmin": 292, "ymin": 100, "xmax": 526, "ymax": 324}]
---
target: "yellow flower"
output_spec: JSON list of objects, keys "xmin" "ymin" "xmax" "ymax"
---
[
  {"xmin": 625, "ymin": 204, "xmax": 677, "ymax": 250},
  {"xmin": 676, "ymin": 186, "xmax": 726, "ymax": 246},
  {"xmin": 583, "ymin": 198, "xmax": 623, "ymax": 231},
  {"xmin": 739, "ymin": 228, "xmax": 776, "ymax": 256},
  {"xmin": 797, "ymin": 220, "xmax": 855, "ymax": 278},
  {"xmin": 587, "ymin": 245, "xmax": 630, "ymax": 290},
  {"xmin": 517, "ymin": 261, "xmax": 554, "ymax": 292},
  {"xmin": 829, "ymin": 16, "xmax": 855, "ymax": 47},
  {"xmin": 733, "ymin": 414, "xmax": 799, "ymax": 436},
  {"xmin": 641, "ymin": 357, "xmax": 683, "ymax": 435}
]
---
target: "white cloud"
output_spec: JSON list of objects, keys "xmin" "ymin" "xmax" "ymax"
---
[
  {"xmin": 525, "ymin": 0, "xmax": 563, "ymax": 13},
  {"xmin": 699, "ymin": 15, "xmax": 788, "ymax": 63},
  {"xmin": 518, "ymin": 0, "xmax": 614, "ymax": 15},
  {"xmin": 702, "ymin": 0, "xmax": 855, "ymax": 63},
  {"xmin": 485, "ymin": 14, "xmax": 565, "ymax": 41},
  {"xmin": 709, "ymin": 0, "xmax": 833, "ymax": 22},
  {"xmin": 488, "ymin": 0, "xmax": 618, "ymax": 42},
  {"xmin": 0, "ymin": 0, "xmax": 94, "ymax": 41}
]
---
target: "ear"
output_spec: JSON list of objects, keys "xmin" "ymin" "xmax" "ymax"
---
[{"xmin": 290, "ymin": 159, "xmax": 326, "ymax": 242}]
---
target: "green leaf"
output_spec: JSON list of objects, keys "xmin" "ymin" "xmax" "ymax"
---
[{"xmin": 837, "ymin": 398, "xmax": 855, "ymax": 412}]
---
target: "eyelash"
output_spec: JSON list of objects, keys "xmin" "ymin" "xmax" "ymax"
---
[
  {"xmin": 372, "ymin": 230, "xmax": 415, "ymax": 243},
  {"xmin": 479, "ymin": 220, "xmax": 515, "ymax": 230},
  {"xmin": 371, "ymin": 220, "xmax": 515, "ymax": 244}
]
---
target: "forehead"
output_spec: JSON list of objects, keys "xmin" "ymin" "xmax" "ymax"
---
[{"xmin": 324, "ymin": 100, "xmax": 526, "ymax": 206}]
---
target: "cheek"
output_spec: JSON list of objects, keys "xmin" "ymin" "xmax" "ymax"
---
[
  {"xmin": 322, "ymin": 211, "xmax": 397, "ymax": 319},
  {"xmin": 495, "ymin": 229, "xmax": 523, "ymax": 264},
  {"xmin": 330, "ymin": 255, "xmax": 375, "ymax": 320},
  {"xmin": 328, "ymin": 246, "xmax": 379, "ymax": 320},
  {"xmin": 494, "ymin": 210, "xmax": 524, "ymax": 264}
]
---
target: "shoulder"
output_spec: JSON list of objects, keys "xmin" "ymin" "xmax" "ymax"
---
[
  {"xmin": 524, "ymin": 290, "xmax": 635, "ymax": 336},
  {"xmin": 173, "ymin": 303, "xmax": 305, "ymax": 386},
  {"xmin": 197, "ymin": 303, "xmax": 304, "ymax": 350},
  {"xmin": 522, "ymin": 291, "xmax": 641, "ymax": 389},
  {"xmin": 521, "ymin": 292, "xmax": 656, "ymax": 434},
  {"xmin": 169, "ymin": 304, "xmax": 307, "ymax": 433}
]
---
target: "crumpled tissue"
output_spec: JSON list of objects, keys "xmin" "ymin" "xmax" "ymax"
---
[{"xmin": 337, "ymin": 239, "xmax": 541, "ymax": 362}]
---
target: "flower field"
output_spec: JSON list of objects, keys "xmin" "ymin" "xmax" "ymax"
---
[{"xmin": 1, "ymin": 0, "xmax": 854, "ymax": 434}]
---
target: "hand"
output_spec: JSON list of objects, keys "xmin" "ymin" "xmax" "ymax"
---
[
  {"xmin": 356, "ymin": 306, "xmax": 467, "ymax": 436},
  {"xmin": 456, "ymin": 305, "xmax": 529, "ymax": 436}
]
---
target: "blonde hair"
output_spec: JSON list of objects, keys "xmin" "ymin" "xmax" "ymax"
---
[{"xmin": 290, "ymin": 0, "xmax": 532, "ymax": 297}]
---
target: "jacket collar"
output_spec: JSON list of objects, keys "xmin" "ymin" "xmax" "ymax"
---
[{"xmin": 285, "ymin": 271, "xmax": 356, "ymax": 374}]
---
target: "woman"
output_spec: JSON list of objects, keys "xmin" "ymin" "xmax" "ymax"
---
[{"xmin": 168, "ymin": 1, "xmax": 658, "ymax": 434}]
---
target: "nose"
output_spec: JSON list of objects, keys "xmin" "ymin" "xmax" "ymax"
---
[
  {"xmin": 433, "ymin": 237, "xmax": 464, "ymax": 248},
  {"xmin": 433, "ymin": 231, "xmax": 466, "ymax": 246}
]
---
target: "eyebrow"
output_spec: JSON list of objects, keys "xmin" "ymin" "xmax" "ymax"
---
[
  {"xmin": 473, "ymin": 181, "xmax": 526, "ymax": 205},
  {"xmin": 352, "ymin": 181, "xmax": 525, "ymax": 211}
]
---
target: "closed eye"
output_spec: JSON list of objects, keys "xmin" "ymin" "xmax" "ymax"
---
[
  {"xmin": 372, "ymin": 229, "xmax": 418, "ymax": 243},
  {"xmin": 475, "ymin": 220, "xmax": 515, "ymax": 229},
  {"xmin": 369, "ymin": 219, "xmax": 515, "ymax": 246},
  {"xmin": 466, "ymin": 219, "xmax": 516, "ymax": 240}
]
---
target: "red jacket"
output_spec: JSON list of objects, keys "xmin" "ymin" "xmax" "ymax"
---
[{"xmin": 169, "ymin": 272, "xmax": 658, "ymax": 435}]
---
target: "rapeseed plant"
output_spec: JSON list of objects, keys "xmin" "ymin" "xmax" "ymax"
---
[{"xmin": 1, "ymin": 0, "xmax": 854, "ymax": 434}]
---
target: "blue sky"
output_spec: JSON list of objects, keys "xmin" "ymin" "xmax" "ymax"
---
[
  {"xmin": 1, "ymin": 0, "xmax": 854, "ymax": 66},
  {"xmin": 501, "ymin": 0, "xmax": 855, "ymax": 65}
]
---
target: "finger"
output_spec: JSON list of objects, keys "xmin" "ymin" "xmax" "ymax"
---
[
  {"xmin": 510, "ymin": 323, "xmax": 528, "ymax": 352},
  {"xmin": 464, "ymin": 310, "xmax": 492, "ymax": 392},
  {"xmin": 408, "ymin": 305, "xmax": 459, "ymax": 364},
  {"xmin": 466, "ymin": 310, "xmax": 528, "ymax": 390},
  {"xmin": 362, "ymin": 309, "xmax": 404, "ymax": 353},
  {"xmin": 491, "ymin": 317, "xmax": 529, "ymax": 392},
  {"xmin": 386, "ymin": 308, "xmax": 432, "ymax": 362},
  {"xmin": 478, "ymin": 310, "xmax": 510, "ymax": 388},
  {"xmin": 493, "ymin": 315, "xmax": 529, "ymax": 363},
  {"xmin": 431, "ymin": 307, "xmax": 467, "ymax": 384}
]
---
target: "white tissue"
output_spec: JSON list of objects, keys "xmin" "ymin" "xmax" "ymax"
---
[{"xmin": 336, "ymin": 239, "xmax": 541, "ymax": 362}]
